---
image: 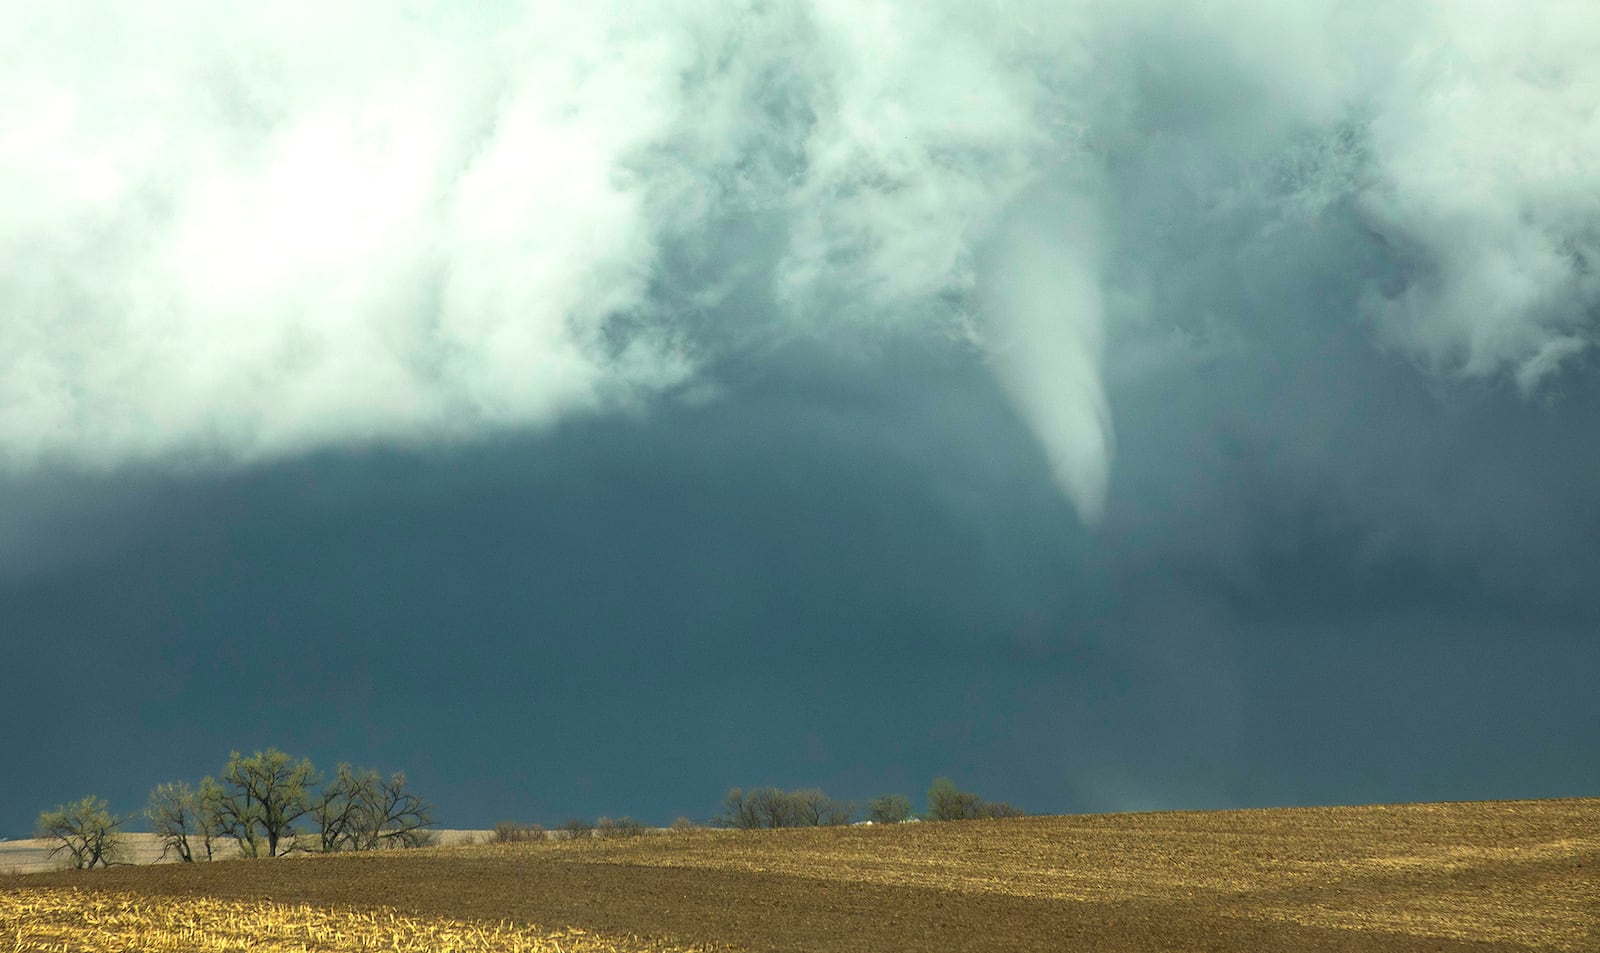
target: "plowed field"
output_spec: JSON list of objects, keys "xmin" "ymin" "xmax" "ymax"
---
[{"xmin": 5, "ymin": 799, "xmax": 1596, "ymax": 952}]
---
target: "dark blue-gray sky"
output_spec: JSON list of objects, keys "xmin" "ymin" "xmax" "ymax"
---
[{"xmin": 3, "ymin": 1, "xmax": 1598, "ymax": 833}]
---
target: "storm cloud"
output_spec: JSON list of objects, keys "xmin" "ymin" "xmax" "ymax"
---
[
  {"xmin": 5, "ymin": 1, "xmax": 1596, "ymax": 522},
  {"xmin": 3, "ymin": 2, "xmax": 1598, "ymax": 831}
]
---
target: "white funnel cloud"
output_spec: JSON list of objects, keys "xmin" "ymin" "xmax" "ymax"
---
[{"xmin": 981, "ymin": 190, "xmax": 1112, "ymax": 524}]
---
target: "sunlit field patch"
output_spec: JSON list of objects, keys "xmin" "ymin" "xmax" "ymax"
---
[{"xmin": 0, "ymin": 887, "xmax": 717, "ymax": 953}]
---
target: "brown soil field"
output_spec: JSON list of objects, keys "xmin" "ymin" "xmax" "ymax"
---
[{"xmin": 4, "ymin": 799, "xmax": 1596, "ymax": 952}]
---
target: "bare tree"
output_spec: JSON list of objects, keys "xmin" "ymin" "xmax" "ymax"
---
[
  {"xmin": 925, "ymin": 777, "xmax": 1021, "ymax": 821},
  {"xmin": 309, "ymin": 764, "xmax": 370, "ymax": 853},
  {"xmin": 211, "ymin": 748, "xmax": 320, "ymax": 857},
  {"xmin": 926, "ymin": 777, "xmax": 984, "ymax": 821},
  {"xmin": 147, "ymin": 782, "xmax": 220, "ymax": 862},
  {"xmin": 491, "ymin": 821, "xmax": 543, "ymax": 844},
  {"xmin": 37, "ymin": 796, "xmax": 126, "ymax": 869},
  {"xmin": 721, "ymin": 786, "xmax": 852, "ymax": 829},
  {"xmin": 976, "ymin": 801, "xmax": 1025, "ymax": 819},
  {"xmin": 195, "ymin": 776, "xmax": 228, "ymax": 861},
  {"xmin": 790, "ymin": 788, "xmax": 854, "ymax": 826},
  {"xmin": 720, "ymin": 788, "xmax": 763, "ymax": 830},
  {"xmin": 312, "ymin": 764, "xmax": 435, "ymax": 852},
  {"xmin": 748, "ymin": 787, "xmax": 795, "ymax": 829},
  {"xmin": 596, "ymin": 816, "xmax": 647, "ymax": 839},
  {"xmin": 359, "ymin": 770, "xmax": 434, "ymax": 849},
  {"xmin": 560, "ymin": 818, "xmax": 595, "ymax": 841}
]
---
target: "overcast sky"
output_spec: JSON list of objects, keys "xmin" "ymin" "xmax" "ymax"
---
[{"xmin": 3, "ymin": 0, "xmax": 1598, "ymax": 834}]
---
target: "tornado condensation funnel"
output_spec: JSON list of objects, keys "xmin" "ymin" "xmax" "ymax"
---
[{"xmin": 980, "ymin": 189, "xmax": 1113, "ymax": 525}]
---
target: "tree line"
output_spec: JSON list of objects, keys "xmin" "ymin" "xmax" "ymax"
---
[
  {"xmin": 37, "ymin": 762, "xmax": 1020, "ymax": 869},
  {"xmin": 35, "ymin": 747, "xmax": 433, "ymax": 869},
  {"xmin": 716, "ymin": 778, "xmax": 1022, "ymax": 829}
]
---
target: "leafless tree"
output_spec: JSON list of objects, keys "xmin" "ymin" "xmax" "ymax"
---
[
  {"xmin": 360, "ymin": 770, "xmax": 434, "ymax": 849},
  {"xmin": 147, "ymin": 781, "xmax": 223, "ymax": 862},
  {"xmin": 926, "ymin": 777, "xmax": 1021, "ymax": 821},
  {"xmin": 195, "ymin": 776, "xmax": 228, "ymax": 860},
  {"xmin": 491, "ymin": 821, "xmax": 543, "ymax": 844},
  {"xmin": 749, "ymin": 787, "xmax": 795, "ymax": 829},
  {"xmin": 309, "ymin": 764, "xmax": 369, "ymax": 853},
  {"xmin": 722, "ymin": 786, "xmax": 853, "ymax": 829},
  {"xmin": 720, "ymin": 788, "xmax": 763, "ymax": 830},
  {"xmin": 790, "ymin": 788, "xmax": 854, "ymax": 826},
  {"xmin": 596, "ymin": 816, "xmax": 647, "ymax": 838},
  {"xmin": 311, "ymin": 764, "xmax": 434, "ymax": 851},
  {"xmin": 560, "ymin": 818, "xmax": 595, "ymax": 841},
  {"xmin": 976, "ymin": 800, "xmax": 1025, "ymax": 819}
]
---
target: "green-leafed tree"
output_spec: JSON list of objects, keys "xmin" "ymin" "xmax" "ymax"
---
[
  {"xmin": 37, "ymin": 795, "xmax": 126, "ymax": 869},
  {"xmin": 211, "ymin": 748, "xmax": 320, "ymax": 857},
  {"xmin": 866, "ymin": 793, "xmax": 914, "ymax": 824}
]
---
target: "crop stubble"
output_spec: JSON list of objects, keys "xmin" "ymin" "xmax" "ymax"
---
[
  {"xmin": 4, "ymin": 799, "xmax": 1595, "ymax": 952},
  {"xmin": 1, "ymin": 888, "xmax": 716, "ymax": 952}
]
